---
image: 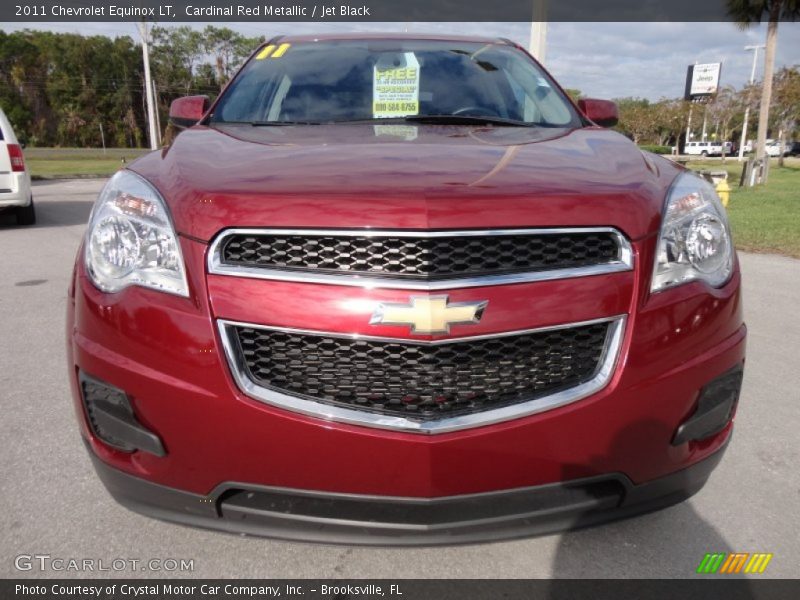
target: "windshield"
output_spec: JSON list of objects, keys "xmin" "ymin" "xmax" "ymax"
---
[{"xmin": 210, "ymin": 39, "xmax": 581, "ymax": 127}]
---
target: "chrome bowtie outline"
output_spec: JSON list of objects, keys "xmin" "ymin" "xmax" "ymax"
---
[{"xmin": 369, "ymin": 295, "xmax": 488, "ymax": 334}]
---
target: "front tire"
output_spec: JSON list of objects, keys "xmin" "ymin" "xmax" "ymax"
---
[
  {"xmin": 701, "ymin": 151, "xmax": 708, "ymax": 157},
  {"xmin": 16, "ymin": 197, "xmax": 36, "ymax": 226}
]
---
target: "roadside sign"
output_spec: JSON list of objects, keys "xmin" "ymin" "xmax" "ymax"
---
[{"xmin": 684, "ymin": 63, "xmax": 722, "ymax": 100}]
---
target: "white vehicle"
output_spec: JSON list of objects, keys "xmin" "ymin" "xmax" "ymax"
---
[
  {"xmin": 684, "ymin": 140, "xmax": 728, "ymax": 157},
  {"xmin": 0, "ymin": 108, "xmax": 34, "ymax": 225},
  {"xmin": 684, "ymin": 141, "xmax": 717, "ymax": 156},
  {"xmin": 765, "ymin": 141, "xmax": 786, "ymax": 157}
]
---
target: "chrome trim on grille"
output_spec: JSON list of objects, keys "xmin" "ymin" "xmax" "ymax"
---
[
  {"xmin": 207, "ymin": 228, "xmax": 634, "ymax": 290},
  {"xmin": 217, "ymin": 315, "xmax": 626, "ymax": 434}
]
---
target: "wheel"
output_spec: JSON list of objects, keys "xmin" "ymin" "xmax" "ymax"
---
[
  {"xmin": 16, "ymin": 197, "xmax": 36, "ymax": 226},
  {"xmin": 700, "ymin": 150, "xmax": 708, "ymax": 157}
]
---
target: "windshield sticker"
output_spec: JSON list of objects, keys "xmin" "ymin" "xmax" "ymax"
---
[
  {"xmin": 373, "ymin": 53, "xmax": 420, "ymax": 118},
  {"xmin": 271, "ymin": 43, "xmax": 291, "ymax": 58},
  {"xmin": 256, "ymin": 43, "xmax": 290, "ymax": 60},
  {"xmin": 255, "ymin": 45, "xmax": 276, "ymax": 60}
]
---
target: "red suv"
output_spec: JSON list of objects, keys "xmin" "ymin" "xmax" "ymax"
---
[{"xmin": 67, "ymin": 35, "xmax": 745, "ymax": 544}]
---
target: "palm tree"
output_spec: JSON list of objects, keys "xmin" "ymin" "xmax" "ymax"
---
[{"xmin": 727, "ymin": 0, "xmax": 800, "ymax": 173}]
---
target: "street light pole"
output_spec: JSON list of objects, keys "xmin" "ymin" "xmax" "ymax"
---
[
  {"xmin": 529, "ymin": 1, "xmax": 547, "ymax": 63},
  {"xmin": 138, "ymin": 21, "xmax": 159, "ymax": 151},
  {"xmin": 738, "ymin": 44, "xmax": 764, "ymax": 162}
]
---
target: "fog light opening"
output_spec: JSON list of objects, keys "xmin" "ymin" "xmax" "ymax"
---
[
  {"xmin": 78, "ymin": 371, "xmax": 166, "ymax": 457},
  {"xmin": 672, "ymin": 367, "xmax": 743, "ymax": 446}
]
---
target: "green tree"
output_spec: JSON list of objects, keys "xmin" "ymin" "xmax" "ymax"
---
[
  {"xmin": 652, "ymin": 98, "xmax": 690, "ymax": 147},
  {"xmin": 201, "ymin": 26, "xmax": 264, "ymax": 89},
  {"xmin": 0, "ymin": 29, "xmax": 146, "ymax": 147},
  {"xmin": 707, "ymin": 86, "xmax": 743, "ymax": 162},
  {"xmin": 0, "ymin": 30, "xmax": 41, "ymax": 140},
  {"xmin": 728, "ymin": 0, "xmax": 800, "ymax": 166},
  {"xmin": 615, "ymin": 98, "xmax": 658, "ymax": 144},
  {"xmin": 770, "ymin": 66, "xmax": 800, "ymax": 166},
  {"xmin": 151, "ymin": 26, "xmax": 204, "ymax": 95}
]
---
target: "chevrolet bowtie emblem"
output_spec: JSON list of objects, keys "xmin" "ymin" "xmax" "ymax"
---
[{"xmin": 370, "ymin": 295, "xmax": 488, "ymax": 334}]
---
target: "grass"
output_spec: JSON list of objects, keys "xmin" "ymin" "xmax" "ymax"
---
[
  {"xmin": 25, "ymin": 147, "xmax": 150, "ymax": 179},
  {"xmin": 683, "ymin": 157, "xmax": 800, "ymax": 258}
]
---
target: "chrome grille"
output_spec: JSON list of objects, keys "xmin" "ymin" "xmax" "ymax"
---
[
  {"xmin": 226, "ymin": 321, "xmax": 613, "ymax": 422},
  {"xmin": 219, "ymin": 231, "xmax": 620, "ymax": 279},
  {"xmin": 208, "ymin": 228, "xmax": 633, "ymax": 290}
]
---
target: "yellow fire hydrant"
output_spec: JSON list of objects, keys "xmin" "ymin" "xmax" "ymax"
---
[{"xmin": 716, "ymin": 179, "xmax": 731, "ymax": 208}]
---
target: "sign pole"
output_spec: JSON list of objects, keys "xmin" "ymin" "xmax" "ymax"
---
[
  {"xmin": 701, "ymin": 105, "xmax": 708, "ymax": 142},
  {"xmin": 685, "ymin": 103, "xmax": 693, "ymax": 149}
]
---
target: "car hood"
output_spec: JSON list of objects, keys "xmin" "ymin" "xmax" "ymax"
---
[{"xmin": 129, "ymin": 123, "xmax": 681, "ymax": 242}]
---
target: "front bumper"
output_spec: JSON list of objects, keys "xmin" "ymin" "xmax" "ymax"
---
[
  {"xmin": 68, "ymin": 233, "xmax": 745, "ymax": 542},
  {"xmin": 87, "ymin": 435, "xmax": 729, "ymax": 545}
]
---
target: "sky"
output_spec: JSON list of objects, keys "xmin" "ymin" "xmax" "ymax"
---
[{"xmin": 4, "ymin": 21, "xmax": 799, "ymax": 100}]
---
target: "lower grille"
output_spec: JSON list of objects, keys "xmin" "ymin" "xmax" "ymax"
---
[{"xmin": 227, "ymin": 321, "xmax": 613, "ymax": 422}]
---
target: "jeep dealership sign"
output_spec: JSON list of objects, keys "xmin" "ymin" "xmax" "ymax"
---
[{"xmin": 684, "ymin": 63, "xmax": 722, "ymax": 99}]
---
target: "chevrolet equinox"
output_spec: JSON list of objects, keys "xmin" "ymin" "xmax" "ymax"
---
[{"xmin": 67, "ymin": 34, "xmax": 745, "ymax": 544}]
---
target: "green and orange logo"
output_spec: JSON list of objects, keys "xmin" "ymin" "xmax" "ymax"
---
[{"xmin": 696, "ymin": 552, "xmax": 773, "ymax": 574}]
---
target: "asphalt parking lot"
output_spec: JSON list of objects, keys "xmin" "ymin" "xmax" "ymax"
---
[{"xmin": 1, "ymin": 178, "xmax": 798, "ymax": 579}]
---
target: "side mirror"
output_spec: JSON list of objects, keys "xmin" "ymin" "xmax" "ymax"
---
[
  {"xmin": 169, "ymin": 95, "xmax": 210, "ymax": 129},
  {"xmin": 577, "ymin": 98, "xmax": 619, "ymax": 128}
]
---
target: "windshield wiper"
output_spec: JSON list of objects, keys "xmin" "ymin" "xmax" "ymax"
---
[
  {"xmin": 251, "ymin": 120, "xmax": 321, "ymax": 126},
  {"xmin": 249, "ymin": 116, "xmax": 538, "ymax": 127},
  {"xmin": 323, "ymin": 115, "xmax": 537, "ymax": 127},
  {"xmin": 401, "ymin": 115, "xmax": 535, "ymax": 127}
]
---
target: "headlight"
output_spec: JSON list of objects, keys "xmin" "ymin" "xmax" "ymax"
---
[
  {"xmin": 85, "ymin": 170, "xmax": 189, "ymax": 297},
  {"xmin": 651, "ymin": 172, "xmax": 733, "ymax": 292}
]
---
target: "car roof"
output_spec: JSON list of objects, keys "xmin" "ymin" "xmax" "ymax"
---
[{"xmin": 273, "ymin": 33, "xmax": 508, "ymax": 45}]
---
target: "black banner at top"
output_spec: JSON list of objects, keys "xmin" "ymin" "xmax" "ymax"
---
[{"xmin": 3, "ymin": 0, "xmax": 797, "ymax": 22}]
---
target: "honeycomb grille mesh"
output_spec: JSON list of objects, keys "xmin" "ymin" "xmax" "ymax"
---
[
  {"xmin": 231, "ymin": 322, "xmax": 610, "ymax": 421},
  {"xmin": 220, "ymin": 231, "xmax": 620, "ymax": 279}
]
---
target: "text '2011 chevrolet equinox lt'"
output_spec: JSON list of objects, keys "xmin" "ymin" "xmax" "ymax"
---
[{"xmin": 67, "ymin": 35, "xmax": 745, "ymax": 545}]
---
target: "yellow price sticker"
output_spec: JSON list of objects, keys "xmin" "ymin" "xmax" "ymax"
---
[
  {"xmin": 255, "ymin": 43, "xmax": 290, "ymax": 60},
  {"xmin": 255, "ymin": 45, "xmax": 275, "ymax": 60}
]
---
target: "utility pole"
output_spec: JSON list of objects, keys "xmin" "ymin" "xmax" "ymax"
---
[
  {"xmin": 152, "ymin": 79, "xmax": 162, "ymax": 147},
  {"xmin": 738, "ymin": 44, "xmax": 764, "ymax": 161},
  {"xmin": 529, "ymin": 1, "xmax": 547, "ymax": 63},
  {"xmin": 701, "ymin": 105, "xmax": 708, "ymax": 141},
  {"xmin": 138, "ymin": 21, "xmax": 159, "ymax": 150}
]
